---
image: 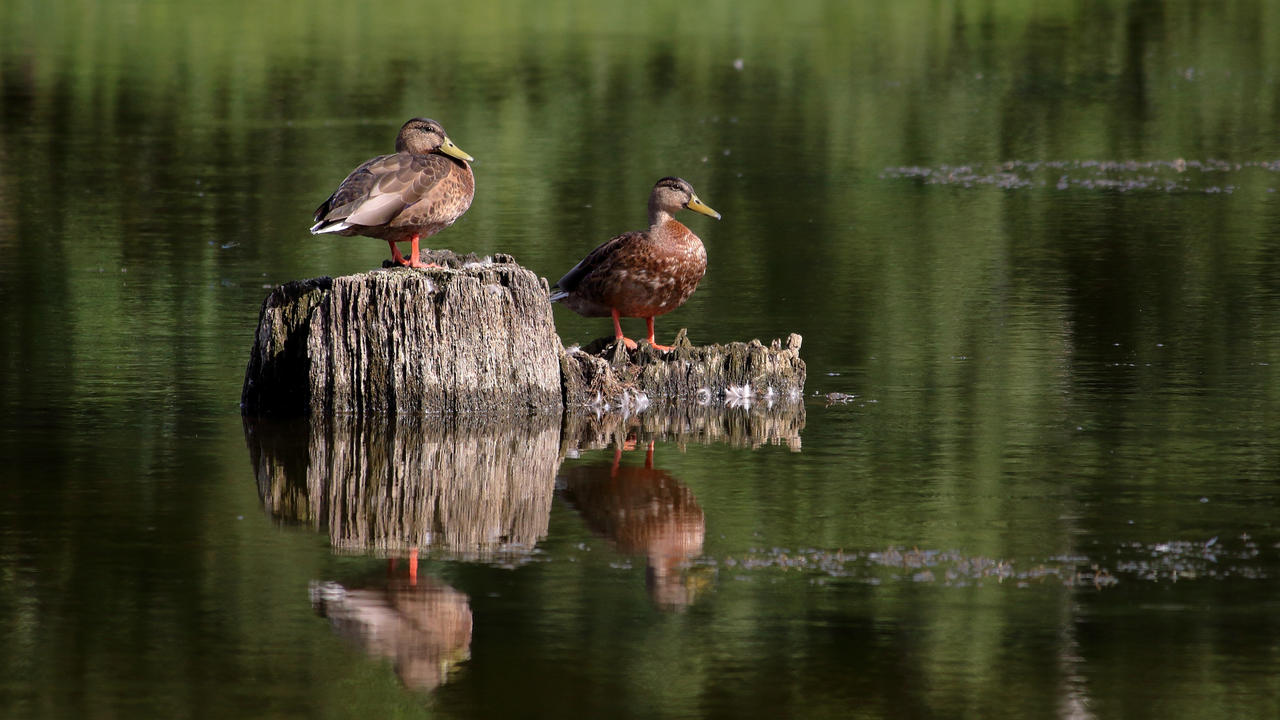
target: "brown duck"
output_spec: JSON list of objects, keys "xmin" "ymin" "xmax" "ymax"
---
[
  {"xmin": 551, "ymin": 177, "xmax": 721, "ymax": 350},
  {"xmin": 310, "ymin": 118, "xmax": 475, "ymax": 268}
]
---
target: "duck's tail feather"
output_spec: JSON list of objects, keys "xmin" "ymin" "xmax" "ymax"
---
[{"xmin": 310, "ymin": 220, "xmax": 352, "ymax": 235}]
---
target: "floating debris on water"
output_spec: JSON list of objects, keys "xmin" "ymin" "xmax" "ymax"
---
[
  {"xmin": 882, "ymin": 158, "xmax": 1280, "ymax": 194},
  {"xmin": 1111, "ymin": 534, "xmax": 1266, "ymax": 582},
  {"xmin": 725, "ymin": 383, "xmax": 755, "ymax": 408},
  {"xmin": 821, "ymin": 391, "xmax": 858, "ymax": 405},
  {"xmin": 705, "ymin": 534, "xmax": 1272, "ymax": 589},
  {"xmin": 713, "ymin": 546, "xmax": 1115, "ymax": 588}
]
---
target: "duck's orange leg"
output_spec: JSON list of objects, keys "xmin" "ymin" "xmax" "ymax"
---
[
  {"xmin": 612, "ymin": 308, "xmax": 638, "ymax": 350},
  {"xmin": 388, "ymin": 240, "xmax": 408, "ymax": 266},
  {"xmin": 408, "ymin": 547, "xmax": 418, "ymax": 586},
  {"xmin": 645, "ymin": 317, "xmax": 673, "ymax": 352},
  {"xmin": 406, "ymin": 234, "xmax": 442, "ymax": 269},
  {"xmin": 391, "ymin": 235, "xmax": 440, "ymax": 269}
]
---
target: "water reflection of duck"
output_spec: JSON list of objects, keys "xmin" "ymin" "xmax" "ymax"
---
[
  {"xmin": 551, "ymin": 177, "xmax": 721, "ymax": 351},
  {"xmin": 310, "ymin": 118, "xmax": 475, "ymax": 269},
  {"xmin": 310, "ymin": 566, "xmax": 472, "ymax": 693},
  {"xmin": 561, "ymin": 442, "xmax": 708, "ymax": 609}
]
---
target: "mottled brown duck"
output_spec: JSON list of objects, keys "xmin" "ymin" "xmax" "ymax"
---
[
  {"xmin": 551, "ymin": 177, "xmax": 721, "ymax": 351},
  {"xmin": 310, "ymin": 118, "xmax": 475, "ymax": 268}
]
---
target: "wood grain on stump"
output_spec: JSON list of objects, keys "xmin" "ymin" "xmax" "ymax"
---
[
  {"xmin": 241, "ymin": 252, "xmax": 805, "ymax": 416},
  {"xmin": 241, "ymin": 252, "xmax": 563, "ymax": 416}
]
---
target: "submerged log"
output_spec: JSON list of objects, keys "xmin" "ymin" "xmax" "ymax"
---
[
  {"xmin": 241, "ymin": 252, "xmax": 805, "ymax": 416},
  {"xmin": 241, "ymin": 251, "xmax": 564, "ymax": 416}
]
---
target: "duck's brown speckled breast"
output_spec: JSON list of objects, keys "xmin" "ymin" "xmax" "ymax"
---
[
  {"xmin": 604, "ymin": 220, "xmax": 707, "ymax": 318},
  {"xmin": 383, "ymin": 158, "xmax": 474, "ymax": 242}
]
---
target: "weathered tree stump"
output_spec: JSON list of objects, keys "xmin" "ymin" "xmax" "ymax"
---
[
  {"xmin": 241, "ymin": 252, "xmax": 805, "ymax": 416},
  {"xmin": 241, "ymin": 251, "xmax": 563, "ymax": 416},
  {"xmin": 559, "ymin": 330, "xmax": 806, "ymax": 409}
]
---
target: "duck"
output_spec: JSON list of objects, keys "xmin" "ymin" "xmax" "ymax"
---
[
  {"xmin": 551, "ymin": 177, "xmax": 721, "ymax": 351},
  {"xmin": 310, "ymin": 118, "xmax": 475, "ymax": 268}
]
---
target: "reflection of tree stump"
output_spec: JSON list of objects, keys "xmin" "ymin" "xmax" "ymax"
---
[
  {"xmin": 245, "ymin": 413, "xmax": 559, "ymax": 560},
  {"xmin": 240, "ymin": 255, "xmax": 805, "ymax": 416},
  {"xmin": 561, "ymin": 400, "xmax": 806, "ymax": 454},
  {"xmin": 241, "ymin": 252, "xmax": 563, "ymax": 416}
]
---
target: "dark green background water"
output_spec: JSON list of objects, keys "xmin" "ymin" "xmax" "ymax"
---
[{"xmin": 3, "ymin": 0, "xmax": 1280, "ymax": 717}]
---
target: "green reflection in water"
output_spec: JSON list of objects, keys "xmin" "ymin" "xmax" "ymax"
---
[{"xmin": 3, "ymin": 1, "xmax": 1280, "ymax": 718}]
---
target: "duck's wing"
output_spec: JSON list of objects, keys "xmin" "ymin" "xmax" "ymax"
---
[
  {"xmin": 554, "ymin": 231, "xmax": 646, "ymax": 292},
  {"xmin": 311, "ymin": 153, "xmax": 454, "ymax": 232}
]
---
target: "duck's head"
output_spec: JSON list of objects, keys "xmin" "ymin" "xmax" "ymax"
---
[
  {"xmin": 395, "ymin": 118, "xmax": 475, "ymax": 163},
  {"xmin": 650, "ymin": 177, "xmax": 721, "ymax": 220}
]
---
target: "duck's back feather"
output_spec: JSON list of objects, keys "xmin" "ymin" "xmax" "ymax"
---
[
  {"xmin": 555, "ymin": 231, "xmax": 644, "ymax": 292},
  {"xmin": 311, "ymin": 153, "xmax": 468, "ymax": 239}
]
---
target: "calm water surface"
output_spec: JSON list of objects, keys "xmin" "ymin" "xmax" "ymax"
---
[{"xmin": 3, "ymin": 1, "xmax": 1280, "ymax": 718}]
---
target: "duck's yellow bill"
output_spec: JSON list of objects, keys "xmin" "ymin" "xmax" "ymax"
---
[
  {"xmin": 439, "ymin": 138, "xmax": 475, "ymax": 163},
  {"xmin": 687, "ymin": 195, "xmax": 721, "ymax": 220}
]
